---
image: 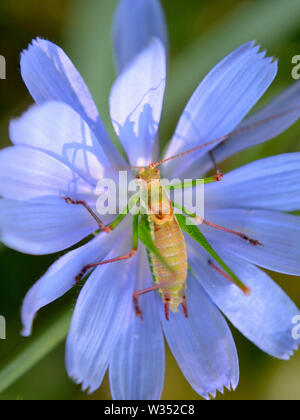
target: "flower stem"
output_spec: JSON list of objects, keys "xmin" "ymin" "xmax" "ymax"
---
[{"xmin": 0, "ymin": 309, "xmax": 71, "ymax": 395}]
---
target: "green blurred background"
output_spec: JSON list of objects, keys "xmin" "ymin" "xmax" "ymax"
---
[{"xmin": 0, "ymin": 0, "xmax": 300, "ymax": 400}]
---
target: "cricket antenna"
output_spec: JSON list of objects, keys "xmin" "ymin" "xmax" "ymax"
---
[
  {"xmin": 106, "ymin": 164, "xmax": 145, "ymax": 172},
  {"xmin": 150, "ymin": 134, "xmax": 229, "ymax": 168},
  {"xmin": 149, "ymin": 105, "xmax": 300, "ymax": 168}
]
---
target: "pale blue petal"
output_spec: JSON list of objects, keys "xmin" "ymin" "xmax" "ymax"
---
[
  {"xmin": 21, "ymin": 226, "xmax": 128, "ymax": 336},
  {"xmin": 0, "ymin": 146, "xmax": 95, "ymax": 201},
  {"xmin": 160, "ymin": 275, "xmax": 239, "ymax": 400},
  {"xmin": 109, "ymin": 249, "xmax": 165, "ymax": 400},
  {"xmin": 202, "ymin": 209, "xmax": 300, "ymax": 275},
  {"xmin": 21, "ymin": 38, "xmax": 123, "ymax": 166},
  {"xmin": 195, "ymin": 80, "xmax": 300, "ymax": 177},
  {"xmin": 66, "ymin": 239, "xmax": 137, "ymax": 394},
  {"xmin": 10, "ymin": 101, "xmax": 113, "ymax": 186},
  {"xmin": 205, "ymin": 153, "xmax": 300, "ymax": 211},
  {"xmin": 113, "ymin": 0, "xmax": 168, "ymax": 73},
  {"xmin": 164, "ymin": 42, "xmax": 277, "ymax": 178},
  {"xmin": 188, "ymin": 243, "xmax": 300, "ymax": 360},
  {"xmin": 110, "ymin": 38, "xmax": 166, "ymax": 166},
  {"xmin": 0, "ymin": 196, "xmax": 98, "ymax": 255}
]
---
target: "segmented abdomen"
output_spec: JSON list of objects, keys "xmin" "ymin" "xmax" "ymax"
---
[{"xmin": 150, "ymin": 219, "xmax": 188, "ymax": 312}]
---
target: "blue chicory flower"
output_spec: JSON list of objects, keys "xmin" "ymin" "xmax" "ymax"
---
[
  {"xmin": 1, "ymin": 9, "xmax": 300, "ymax": 400},
  {"xmin": 113, "ymin": 0, "xmax": 169, "ymax": 73}
]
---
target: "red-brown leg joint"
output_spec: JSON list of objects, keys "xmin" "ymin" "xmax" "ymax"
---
[
  {"xmin": 214, "ymin": 171, "xmax": 224, "ymax": 182},
  {"xmin": 133, "ymin": 292, "xmax": 144, "ymax": 322},
  {"xmin": 129, "ymin": 249, "xmax": 138, "ymax": 258},
  {"xmin": 64, "ymin": 197, "xmax": 84, "ymax": 206},
  {"xmin": 103, "ymin": 226, "xmax": 113, "ymax": 234}
]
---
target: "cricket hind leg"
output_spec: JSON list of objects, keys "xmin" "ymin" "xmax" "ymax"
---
[{"xmin": 208, "ymin": 260, "xmax": 251, "ymax": 296}]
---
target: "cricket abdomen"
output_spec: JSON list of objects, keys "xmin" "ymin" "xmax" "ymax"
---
[{"xmin": 150, "ymin": 218, "xmax": 188, "ymax": 313}]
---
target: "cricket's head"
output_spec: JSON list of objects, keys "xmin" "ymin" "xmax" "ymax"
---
[{"xmin": 136, "ymin": 166, "xmax": 161, "ymax": 183}]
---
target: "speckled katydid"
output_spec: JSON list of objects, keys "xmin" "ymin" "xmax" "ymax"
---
[{"xmin": 64, "ymin": 107, "xmax": 298, "ymax": 320}]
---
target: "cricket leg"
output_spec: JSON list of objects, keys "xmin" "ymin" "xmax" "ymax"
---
[
  {"xmin": 173, "ymin": 203, "xmax": 263, "ymax": 247},
  {"xmin": 167, "ymin": 173, "xmax": 223, "ymax": 192},
  {"xmin": 208, "ymin": 260, "xmax": 251, "ymax": 296},
  {"xmin": 134, "ymin": 286, "xmax": 187, "ymax": 321},
  {"xmin": 64, "ymin": 193, "xmax": 140, "ymax": 233},
  {"xmin": 64, "ymin": 197, "xmax": 110, "ymax": 232},
  {"xmin": 75, "ymin": 215, "xmax": 139, "ymax": 284},
  {"xmin": 133, "ymin": 284, "xmax": 162, "ymax": 321},
  {"xmin": 133, "ymin": 284, "xmax": 174, "ymax": 321},
  {"xmin": 75, "ymin": 249, "xmax": 138, "ymax": 284},
  {"xmin": 202, "ymin": 220, "xmax": 263, "ymax": 247}
]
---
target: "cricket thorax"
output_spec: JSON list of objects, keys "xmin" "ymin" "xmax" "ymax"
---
[{"xmin": 136, "ymin": 166, "xmax": 173, "ymax": 224}]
